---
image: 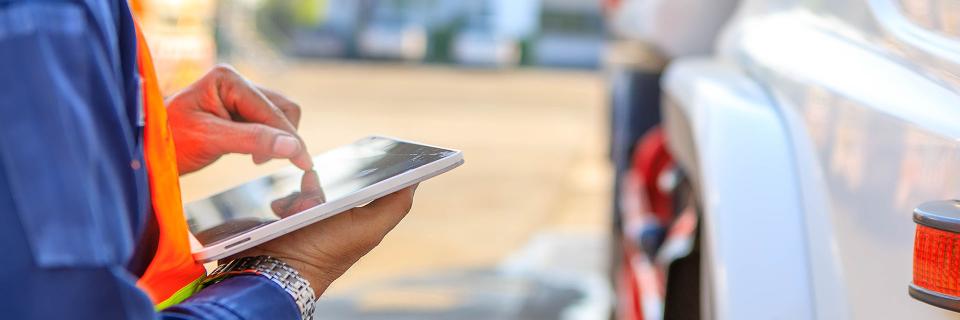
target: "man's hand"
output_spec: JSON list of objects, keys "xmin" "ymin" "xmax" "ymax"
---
[
  {"xmin": 166, "ymin": 64, "xmax": 314, "ymax": 175},
  {"xmin": 238, "ymin": 171, "xmax": 417, "ymax": 295}
]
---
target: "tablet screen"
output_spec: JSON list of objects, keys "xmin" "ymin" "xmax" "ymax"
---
[{"xmin": 184, "ymin": 137, "xmax": 457, "ymax": 247}]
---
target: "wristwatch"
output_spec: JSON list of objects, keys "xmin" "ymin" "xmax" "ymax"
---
[{"xmin": 201, "ymin": 255, "xmax": 316, "ymax": 320}]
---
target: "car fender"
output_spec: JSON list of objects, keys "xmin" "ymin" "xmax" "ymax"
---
[{"xmin": 661, "ymin": 58, "xmax": 814, "ymax": 320}]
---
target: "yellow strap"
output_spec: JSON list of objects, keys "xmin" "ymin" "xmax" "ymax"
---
[{"xmin": 154, "ymin": 275, "xmax": 205, "ymax": 311}]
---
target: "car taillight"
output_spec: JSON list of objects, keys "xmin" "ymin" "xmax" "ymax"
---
[{"xmin": 911, "ymin": 200, "xmax": 960, "ymax": 312}]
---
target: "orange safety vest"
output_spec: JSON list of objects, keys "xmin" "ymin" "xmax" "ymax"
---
[{"xmin": 133, "ymin": 20, "xmax": 208, "ymax": 309}]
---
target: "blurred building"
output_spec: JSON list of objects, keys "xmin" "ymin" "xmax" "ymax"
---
[
  {"xmin": 132, "ymin": 0, "xmax": 605, "ymax": 75},
  {"xmin": 261, "ymin": 0, "xmax": 603, "ymax": 68},
  {"xmin": 267, "ymin": 0, "xmax": 369, "ymax": 58}
]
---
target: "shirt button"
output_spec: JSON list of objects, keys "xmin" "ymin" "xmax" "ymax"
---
[{"xmin": 131, "ymin": 160, "xmax": 142, "ymax": 170}]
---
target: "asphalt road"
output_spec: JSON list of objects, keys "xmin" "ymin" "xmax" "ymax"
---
[{"xmin": 178, "ymin": 62, "xmax": 613, "ymax": 319}]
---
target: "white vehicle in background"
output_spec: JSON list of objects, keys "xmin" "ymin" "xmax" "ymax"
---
[
  {"xmin": 357, "ymin": 22, "xmax": 427, "ymax": 61},
  {"xmin": 357, "ymin": 0, "xmax": 429, "ymax": 61},
  {"xmin": 452, "ymin": 25, "xmax": 520, "ymax": 67},
  {"xmin": 451, "ymin": 0, "xmax": 520, "ymax": 67},
  {"xmin": 451, "ymin": 0, "xmax": 605, "ymax": 68},
  {"xmin": 531, "ymin": 0, "xmax": 606, "ymax": 68},
  {"xmin": 610, "ymin": 0, "xmax": 960, "ymax": 319}
]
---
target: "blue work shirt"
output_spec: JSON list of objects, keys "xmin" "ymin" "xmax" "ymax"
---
[{"xmin": 0, "ymin": 1, "xmax": 301, "ymax": 319}]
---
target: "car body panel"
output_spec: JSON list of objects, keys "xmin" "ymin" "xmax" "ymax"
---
[
  {"xmin": 614, "ymin": 0, "xmax": 960, "ymax": 318},
  {"xmin": 709, "ymin": 0, "xmax": 960, "ymax": 318},
  {"xmin": 662, "ymin": 59, "xmax": 815, "ymax": 320}
]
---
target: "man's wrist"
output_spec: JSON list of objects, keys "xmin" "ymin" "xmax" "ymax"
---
[
  {"xmin": 268, "ymin": 256, "xmax": 338, "ymax": 296},
  {"xmin": 233, "ymin": 249, "xmax": 342, "ymax": 296},
  {"xmin": 203, "ymin": 256, "xmax": 317, "ymax": 320}
]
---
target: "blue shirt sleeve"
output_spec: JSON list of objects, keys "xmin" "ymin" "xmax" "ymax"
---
[
  {"xmin": 0, "ymin": 1, "xmax": 302, "ymax": 319},
  {"xmin": 163, "ymin": 276, "xmax": 301, "ymax": 319}
]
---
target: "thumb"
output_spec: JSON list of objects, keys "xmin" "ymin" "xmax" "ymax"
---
[{"xmin": 211, "ymin": 118, "xmax": 304, "ymax": 161}]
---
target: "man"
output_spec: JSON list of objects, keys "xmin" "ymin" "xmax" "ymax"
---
[{"xmin": 0, "ymin": 1, "xmax": 414, "ymax": 319}]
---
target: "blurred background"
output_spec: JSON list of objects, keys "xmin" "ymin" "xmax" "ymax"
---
[
  {"xmin": 133, "ymin": 0, "xmax": 615, "ymax": 319},
  {"xmin": 129, "ymin": 0, "xmax": 960, "ymax": 319}
]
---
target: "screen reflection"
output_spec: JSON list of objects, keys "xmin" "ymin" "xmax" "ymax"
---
[{"xmin": 185, "ymin": 138, "xmax": 456, "ymax": 246}]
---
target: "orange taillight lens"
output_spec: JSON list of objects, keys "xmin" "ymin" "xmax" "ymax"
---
[
  {"xmin": 913, "ymin": 224, "xmax": 960, "ymax": 296},
  {"xmin": 911, "ymin": 200, "xmax": 960, "ymax": 312}
]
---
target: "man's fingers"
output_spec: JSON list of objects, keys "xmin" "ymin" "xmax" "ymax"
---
[
  {"xmin": 211, "ymin": 65, "xmax": 313, "ymax": 169},
  {"xmin": 210, "ymin": 118, "xmax": 304, "ymax": 160},
  {"xmin": 301, "ymin": 170, "xmax": 323, "ymax": 193},
  {"xmin": 253, "ymin": 154, "xmax": 271, "ymax": 164},
  {"xmin": 255, "ymin": 87, "xmax": 311, "ymax": 169},
  {"xmin": 352, "ymin": 187, "xmax": 415, "ymax": 232},
  {"xmin": 288, "ymin": 149, "xmax": 314, "ymax": 170},
  {"xmin": 213, "ymin": 65, "xmax": 292, "ymax": 129},
  {"xmin": 257, "ymin": 86, "xmax": 302, "ymax": 129}
]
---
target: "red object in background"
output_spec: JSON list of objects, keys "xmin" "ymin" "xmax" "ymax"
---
[
  {"xmin": 602, "ymin": 0, "xmax": 622, "ymax": 13},
  {"xmin": 913, "ymin": 225, "xmax": 960, "ymax": 297},
  {"xmin": 618, "ymin": 247, "xmax": 644, "ymax": 320},
  {"xmin": 630, "ymin": 127, "xmax": 674, "ymax": 225},
  {"xmin": 616, "ymin": 126, "xmax": 677, "ymax": 320}
]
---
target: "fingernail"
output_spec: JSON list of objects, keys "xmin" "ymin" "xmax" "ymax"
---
[{"xmin": 273, "ymin": 135, "xmax": 301, "ymax": 157}]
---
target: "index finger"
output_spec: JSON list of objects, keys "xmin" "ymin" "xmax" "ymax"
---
[
  {"xmin": 213, "ymin": 66, "xmax": 314, "ymax": 170},
  {"xmin": 300, "ymin": 170, "xmax": 325, "ymax": 203}
]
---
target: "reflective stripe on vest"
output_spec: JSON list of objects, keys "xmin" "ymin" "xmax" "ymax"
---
[{"xmin": 132, "ymin": 20, "xmax": 207, "ymax": 308}]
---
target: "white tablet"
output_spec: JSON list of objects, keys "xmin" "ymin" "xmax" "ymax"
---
[{"xmin": 184, "ymin": 136, "xmax": 464, "ymax": 262}]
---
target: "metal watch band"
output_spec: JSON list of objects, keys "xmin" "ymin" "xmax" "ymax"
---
[{"xmin": 202, "ymin": 256, "xmax": 316, "ymax": 320}]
